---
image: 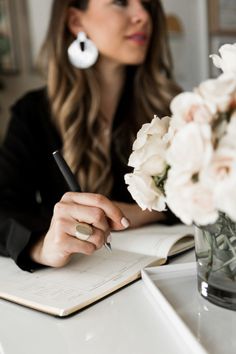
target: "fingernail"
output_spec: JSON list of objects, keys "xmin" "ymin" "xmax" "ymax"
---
[
  {"xmin": 121, "ymin": 217, "xmax": 130, "ymax": 229},
  {"xmin": 107, "ymin": 234, "xmax": 112, "ymax": 243}
]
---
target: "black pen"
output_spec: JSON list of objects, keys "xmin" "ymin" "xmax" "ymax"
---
[{"xmin": 53, "ymin": 150, "xmax": 112, "ymax": 251}]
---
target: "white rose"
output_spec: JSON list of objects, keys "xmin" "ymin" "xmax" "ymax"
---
[
  {"xmin": 200, "ymin": 145, "xmax": 236, "ymax": 221},
  {"xmin": 210, "ymin": 43, "xmax": 236, "ymax": 74},
  {"xmin": 166, "ymin": 122, "xmax": 213, "ymax": 174},
  {"xmin": 214, "ymin": 174, "xmax": 236, "ymax": 221},
  {"xmin": 129, "ymin": 116, "xmax": 170, "ymax": 175},
  {"xmin": 170, "ymin": 92, "xmax": 216, "ymax": 130},
  {"xmin": 224, "ymin": 111, "xmax": 236, "ymax": 148},
  {"xmin": 128, "ymin": 135, "xmax": 168, "ymax": 175},
  {"xmin": 164, "ymin": 124, "xmax": 175, "ymax": 144},
  {"xmin": 213, "ymin": 120, "xmax": 228, "ymax": 144},
  {"xmin": 124, "ymin": 172, "xmax": 166, "ymax": 211},
  {"xmin": 197, "ymin": 73, "xmax": 236, "ymax": 112},
  {"xmin": 228, "ymin": 111, "xmax": 236, "ymax": 130},
  {"xmin": 201, "ymin": 146, "xmax": 236, "ymax": 185},
  {"xmin": 165, "ymin": 170, "xmax": 218, "ymax": 225},
  {"xmin": 133, "ymin": 116, "xmax": 170, "ymax": 150}
]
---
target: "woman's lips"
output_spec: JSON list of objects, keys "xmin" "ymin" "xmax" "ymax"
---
[{"xmin": 126, "ymin": 32, "xmax": 148, "ymax": 45}]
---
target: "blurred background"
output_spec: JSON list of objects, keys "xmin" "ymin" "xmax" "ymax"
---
[{"xmin": 0, "ymin": 0, "xmax": 236, "ymax": 141}]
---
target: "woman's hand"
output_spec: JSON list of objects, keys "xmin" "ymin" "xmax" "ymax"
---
[
  {"xmin": 29, "ymin": 192, "xmax": 130, "ymax": 267},
  {"xmin": 114, "ymin": 202, "xmax": 166, "ymax": 228}
]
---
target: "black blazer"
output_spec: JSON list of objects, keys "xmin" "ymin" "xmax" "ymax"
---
[{"xmin": 0, "ymin": 88, "xmax": 134, "ymax": 270}]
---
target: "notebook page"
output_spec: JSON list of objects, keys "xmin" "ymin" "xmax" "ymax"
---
[
  {"xmin": 0, "ymin": 249, "xmax": 156, "ymax": 316},
  {"xmin": 112, "ymin": 224, "xmax": 194, "ymax": 259}
]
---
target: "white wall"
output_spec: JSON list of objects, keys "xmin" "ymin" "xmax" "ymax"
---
[
  {"xmin": 0, "ymin": 0, "xmax": 52, "ymax": 140},
  {"xmin": 27, "ymin": 0, "xmax": 53, "ymax": 63},
  {"xmin": 163, "ymin": 0, "xmax": 209, "ymax": 90}
]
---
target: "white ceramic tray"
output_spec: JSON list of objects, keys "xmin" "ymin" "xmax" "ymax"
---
[{"xmin": 141, "ymin": 262, "xmax": 236, "ymax": 354}]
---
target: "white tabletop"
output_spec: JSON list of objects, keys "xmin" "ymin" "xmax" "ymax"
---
[{"xmin": 0, "ymin": 251, "xmax": 195, "ymax": 354}]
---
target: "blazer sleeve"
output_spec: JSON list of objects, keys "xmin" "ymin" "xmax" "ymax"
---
[{"xmin": 0, "ymin": 100, "xmax": 51, "ymax": 271}]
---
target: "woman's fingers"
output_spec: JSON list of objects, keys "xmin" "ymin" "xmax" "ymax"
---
[
  {"xmin": 65, "ymin": 237, "xmax": 96, "ymax": 256},
  {"xmin": 37, "ymin": 222, "xmax": 107, "ymax": 267},
  {"xmin": 59, "ymin": 233, "xmax": 105, "ymax": 256},
  {"xmin": 54, "ymin": 201, "xmax": 110, "ymax": 233},
  {"xmin": 35, "ymin": 192, "xmax": 130, "ymax": 268},
  {"xmin": 52, "ymin": 216, "xmax": 108, "ymax": 250},
  {"xmin": 62, "ymin": 192, "xmax": 130, "ymax": 230}
]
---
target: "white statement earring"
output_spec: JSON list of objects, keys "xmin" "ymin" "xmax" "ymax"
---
[{"xmin": 67, "ymin": 31, "xmax": 99, "ymax": 69}]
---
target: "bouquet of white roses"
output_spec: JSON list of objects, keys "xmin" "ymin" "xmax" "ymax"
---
[{"xmin": 125, "ymin": 43, "xmax": 236, "ymax": 226}]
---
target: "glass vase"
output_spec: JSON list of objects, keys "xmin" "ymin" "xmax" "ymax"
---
[{"xmin": 195, "ymin": 212, "xmax": 236, "ymax": 310}]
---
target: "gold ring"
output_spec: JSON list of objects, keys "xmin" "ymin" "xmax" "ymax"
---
[{"xmin": 75, "ymin": 222, "xmax": 93, "ymax": 241}]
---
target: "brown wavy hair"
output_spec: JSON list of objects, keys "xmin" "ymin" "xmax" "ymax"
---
[{"xmin": 40, "ymin": 0, "xmax": 180, "ymax": 197}]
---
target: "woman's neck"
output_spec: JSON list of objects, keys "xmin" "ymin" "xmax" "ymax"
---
[
  {"xmin": 96, "ymin": 59, "xmax": 126, "ymax": 123},
  {"xmin": 96, "ymin": 58, "xmax": 125, "ymax": 90}
]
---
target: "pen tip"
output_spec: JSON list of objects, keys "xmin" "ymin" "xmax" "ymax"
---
[{"xmin": 105, "ymin": 243, "xmax": 112, "ymax": 252}]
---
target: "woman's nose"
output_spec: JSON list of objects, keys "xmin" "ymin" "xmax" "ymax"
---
[{"xmin": 130, "ymin": 1, "xmax": 150, "ymax": 25}]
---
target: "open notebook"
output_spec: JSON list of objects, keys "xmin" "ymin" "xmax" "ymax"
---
[{"xmin": 0, "ymin": 224, "xmax": 194, "ymax": 317}]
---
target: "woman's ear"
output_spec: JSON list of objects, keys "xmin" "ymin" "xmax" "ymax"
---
[{"xmin": 67, "ymin": 7, "xmax": 84, "ymax": 37}]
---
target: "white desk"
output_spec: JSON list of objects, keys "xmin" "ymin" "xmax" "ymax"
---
[
  {"xmin": 0, "ymin": 251, "xmax": 195, "ymax": 354},
  {"xmin": 0, "ymin": 251, "xmax": 236, "ymax": 354}
]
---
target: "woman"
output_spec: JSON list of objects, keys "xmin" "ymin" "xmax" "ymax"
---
[{"xmin": 0, "ymin": 0, "xmax": 180, "ymax": 271}]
